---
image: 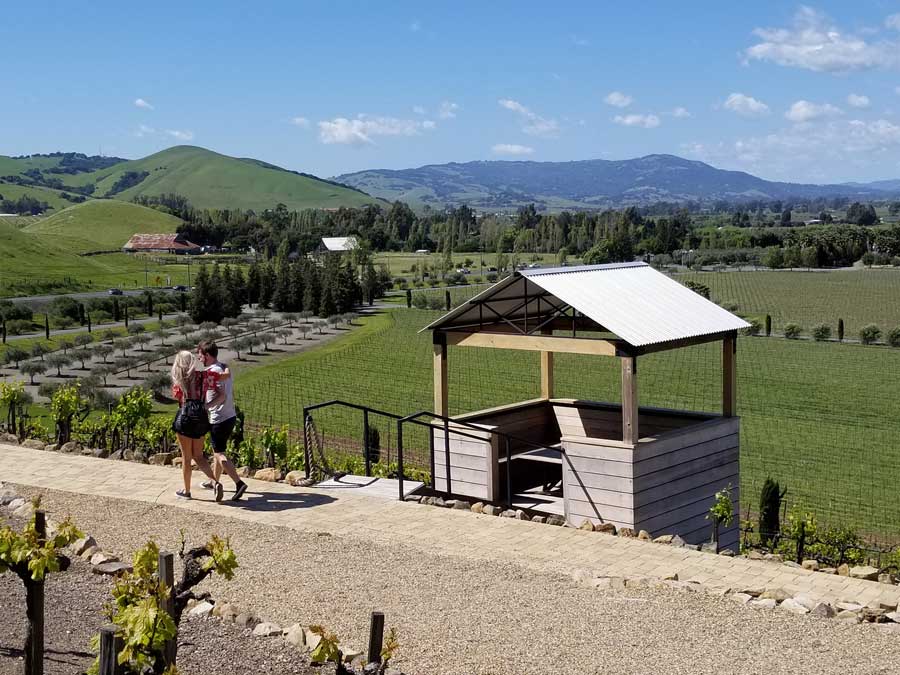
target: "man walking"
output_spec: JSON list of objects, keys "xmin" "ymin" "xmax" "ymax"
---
[{"xmin": 198, "ymin": 340, "xmax": 248, "ymax": 501}]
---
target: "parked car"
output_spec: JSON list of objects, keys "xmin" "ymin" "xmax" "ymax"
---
[
  {"xmin": 107, "ymin": 288, "xmax": 123, "ymax": 296},
  {"xmin": 173, "ymin": 285, "xmax": 188, "ymax": 292}
]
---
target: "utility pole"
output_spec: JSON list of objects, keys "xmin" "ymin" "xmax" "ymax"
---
[
  {"xmin": 187, "ymin": 258, "xmax": 191, "ymax": 288},
  {"xmin": 144, "ymin": 260, "xmax": 148, "ymax": 289}
]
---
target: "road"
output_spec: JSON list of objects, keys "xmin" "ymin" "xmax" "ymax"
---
[{"xmin": 4, "ymin": 289, "xmax": 164, "ymax": 304}]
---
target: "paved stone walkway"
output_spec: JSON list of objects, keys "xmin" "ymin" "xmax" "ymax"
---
[{"xmin": 2, "ymin": 442, "xmax": 897, "ymax": 609}]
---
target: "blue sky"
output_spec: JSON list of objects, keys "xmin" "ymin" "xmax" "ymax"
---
[{"xmin": 4, "ymin": 2, "xmax": 900, "ymax": 183}]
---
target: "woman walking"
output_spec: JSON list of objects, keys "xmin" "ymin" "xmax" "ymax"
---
[{"xmin": 171, "ymin": 350, "xmax": 224, "ymax": 501}]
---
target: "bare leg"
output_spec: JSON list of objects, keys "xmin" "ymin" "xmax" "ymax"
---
[
  {"xmin": 191, "ymin": 438, "xmax": 217, "ymax": 483},
  {"xmin": 177, "ymin": 434, "xmax": 193, "ymax": 493},
  {"xmin": 212, "ymin": 452, "xmax": 223, "ymax": 482},
  {"xmin": 214, "ymin": 453, "xmax": 241, "ymax": 487}
]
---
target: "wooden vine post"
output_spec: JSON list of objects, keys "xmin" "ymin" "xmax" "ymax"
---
[
  {"xmin": 25, "ymin": 510, "xmax": 47, "ymax": 675},
  {"xmin": 158, "ymin": 551, "xmax": 177, "ymax": 667}
]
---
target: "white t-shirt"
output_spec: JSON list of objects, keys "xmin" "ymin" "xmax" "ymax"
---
[{"xmin": 205, "ymin": 362, "xmax": 236, "ymax": 425}]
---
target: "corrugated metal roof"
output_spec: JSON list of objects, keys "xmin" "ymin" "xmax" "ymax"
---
[
  {"xmin": 321, "ymin": 236, "xmax": 358, "ymax": 251},
  {"xmin": 424, "ymin": 262, "xmax": 749, "ymax": 348},
  {"xmin": 122, "ymin": 233, "xmax": 200, "ymax": 251}
]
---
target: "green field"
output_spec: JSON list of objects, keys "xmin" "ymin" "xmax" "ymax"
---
[
  {"xmin": 235, "ymin": 309, "xmax": 900, "ymax": 540},
  {"xmin": 0, "ymin": 182, "xmax": 77, "ymax": 211},
  {"xmin": 0, "ymin": 219, "xmax": 195, "ymax": 297},
  {"xmin": 24, "ymin": 200, "xmax": 182, "ymax": 252},
  {"xmin": 374, "ymin": 251, "xmax": 572, "ymax": 278},
  {"xmin": 679, "ymin": 269, "xmax": 900, "ymax": 337}
]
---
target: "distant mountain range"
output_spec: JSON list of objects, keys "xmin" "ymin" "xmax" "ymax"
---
[{"xmin": 334, "ymin": 154, "xmax": 900, "ymax": 210}]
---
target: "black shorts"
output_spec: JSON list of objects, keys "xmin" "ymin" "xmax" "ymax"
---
[{"xmin": 209, "ymin": 417, "xmax": 237, "ymax": 455}]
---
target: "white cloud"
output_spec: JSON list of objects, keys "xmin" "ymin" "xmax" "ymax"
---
[
  {"xmin": 317, "ymin": 115, "xmax": 433, "ymax": 145},
  {"xmin": 613, "ymin": 113, "xmax": 660, "ymax": 128},
  {"xmin": 684, "ymin": 117, "xmax": 900, "ymax": 179},
  {"xmin": 670, "ymin": 106, "xmax": 691, "ymax": 118},
  {"xmin": 166, "ymin": 129, "xmax": 194, "ymax": 141},
  {"xmin": 410, "ymin": 20, "xmax": 421, "ymax": 32},
  {"xmin": 886, "ymin": 14, "xmax": 900, "ymax": 31},
  {"xmin": 422, "ymin": 120, "xmax": 436, "ymax": 129},
  {"xmin": 604, "ymin": 91, "xmax": 632, "ymax": 108},
  {"xmin": 492, "ymin": 143, "xmax": 534, "ymax": 156},
  {"xmin": 896, "ymin": 86, "xmax": 900, "ymax": 95},
  {"xmin": 571, "ymin": 34, "xmax": 590, "ymax": 47},
  {"xmin": 785, "ymin": 100, "xmax": 842, "ymax": 122},
  {"xmin": 498, "ymin": 98, "xmax": 559, "ymax": 137},
  {"xmin": 723, "ymin": 92, "xmax": 770, "ymax": 117},
  {"xmin": 745, "ymin": 7, "xmax": 900, "ymax": 73},
  {"xmin": 847, "ymin": 93, "xmax": 871, "ymax": 108},
  {"xmin": 290, "ymin": 116, "xmax": 310, "ymax": 128},
  {"xmin": 134, "ymin": 98, "xmax": 154, "ymax": 110},
  {"xmin": 136, "ymin": 124, "xmax": 155, "ymax": 137},
  {"xmin": 438, "ymin": 101, "xmax": 459, "ymax": 119},
  {"xmin": 412, "ymin": 105, "xmax": 426, "ymax": 115}
]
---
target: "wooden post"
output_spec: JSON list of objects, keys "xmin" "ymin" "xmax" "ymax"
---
[
  {"xmin": 26, "ymin": 510, "xmax": 47, "ymax": 675},
  {"xmin": 367, "ymin": 610, "xmax": 385, "ymax": 664},
  {"xmin": 723, "ymin": 334, "xmax": 736, "ymax": 417},
  {"xmin": 540, "ymin": 351, "xmax": 554, "ymax": 399},
  {"xmin": 158, "ymin": 551, "xmax": 176, "ymax": 667},
  {"xmin": 433, "ymin": 334, "xmax": 448, "ymax": 418},
  {"xmin": 621, "ymin": 356, "xmax": 638, "ymax": 445},
  {"xmin": 99, "ymin": 625, "xmax": 123, "ymax": 675}
]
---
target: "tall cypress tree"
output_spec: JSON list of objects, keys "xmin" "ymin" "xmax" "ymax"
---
[
  {"xmin": 220, "ymin": 265, "xmax": 240, "ymax": 318},
  {"xmin": 271, "ymin": 259, "xmax": 291, "ymax": 311},
  {"xmin": 318, "ymin": 280, "xmax": 336, "ymax": 318},
  {"xmin": 190, "ymin": 264, "xmax": 221, "ymax": 323},
  {"xmin": 289, "ymin": 263, "xmax": 305, "ymax": 312},
  {"xmin": 302, "ymin": 263, "xmax": 320, "ymax": 314},
  {"xmin": 112, "ymin": 297, "xmax": 120, "ymax": 322},
  {"xmin": 245, "ymin": 262, "xmax": 261, "ymax": 307},
  {"xmin": 258, "ymin": 262, "xmax": 275, "ymax": 308},
  {"xmin": 229, "ymin": 265, "xmax": 247, "ymax": 315}
]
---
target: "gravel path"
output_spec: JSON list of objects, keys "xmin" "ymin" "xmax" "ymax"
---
[{"xmin": 7, "ymin": 485, "xmax": 900, "ymax": 675}]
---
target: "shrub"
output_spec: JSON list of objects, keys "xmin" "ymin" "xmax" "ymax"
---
[
  {"xmin": 887, "ymin": 327, "xmax": 900, "ymax": 348},
  {"xmin": 742, "ymin": 319, "xmax": 761, "ymax": 336},
  {"xmin": 486, "ymin": 272, "xmax": 498, "ymax": 282},
  {"xmin": 46, "ymin": 352, "xmax": 72, "ymax": 377},
  {"xmin": 30, "ymin": 343, "xmax": 50, "ymax": 360},
  {"xmin": 860, "ymin": 251, "xmax": 875, "ymax": 266},
  {"xmin": 4, "ymin": 346, "xmax": 28, "ymax": 368},
  {"xmin": 427, "ymin": 295, "xmax": 444, "ymax": 311},
  {"xmin": 811, "ymin": 323, "xmax": 831, "ymax": 341},
  {"xmin": 783, "ymin": 323, "xmax": 802, "ymax": 339},
  {"xmin": 6, "ymin": 319, "xmax": 33, "ymax": 335},
  {"xmin": 859, "ymin": 324, "xmax": 881, "ymax": 345},
  {"xmin": 20, "ymin": 360, "xmax": 47, "ymax": 385},
  {"xmin": 411, "ymin": 293, "xmax": 428, "ymax": 309},
  {"xmin": 837, "ymin": 318, "xmax": 844, "ymax": 342},
  {"xmin": 758, "ymin": 478, "xmax": 786, "ymax": 548},
  {"xmin": 683, "ymin": 280, "xmax": 710, "ymax": 299}
]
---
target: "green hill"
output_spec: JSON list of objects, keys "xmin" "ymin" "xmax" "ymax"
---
[
  {"xmin": 25, "ymin": 200, "xmax": 182, "ymax": 252},
  {"xmin": 83, "ymin": 145, "xmax": 379, "ymax": 211},
  {"xmin": 0, "ymin": 182, "xmax": 77, "ymax": 212}
]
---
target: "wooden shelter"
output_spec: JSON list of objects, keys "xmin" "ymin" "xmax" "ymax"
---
[{"xmin": 424, "ymin": 262, "xmax": 749, "ymax": 550}]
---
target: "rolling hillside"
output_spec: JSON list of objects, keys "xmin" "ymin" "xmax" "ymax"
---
[
  {"xmin": 335, "ymin": 154, "xmax": 900, "ymax": 210},
  {"xmin": 84, "ymin": 146, "xmax": 379, "ymax": 211},
  {"xmin": 0, "ymin": 146, "xmax": 380, "ymax": 213},
  {"xmin": 24, "ymin": 200, "xmax": 182, "ymax": 252},
  {"xmin": 0, "ymin": 182, "xmax": 78, "ymax": 212}
]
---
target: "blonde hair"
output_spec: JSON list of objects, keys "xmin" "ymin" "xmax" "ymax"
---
[{"xmin": 171, "ymin": 350, "xmax": 198, "ymax": 396}]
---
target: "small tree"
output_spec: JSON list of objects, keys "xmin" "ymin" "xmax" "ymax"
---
[
  {"xmin": 707, "ymin": 483, "xmax": 734, "ymax": 552},
  {"xmin": 0, "ymin": 502, "xmax": 81, "ymax": 675},
  {"xmin": 46, "ymin": 352, "xmax": 72, "ymax": 378},
  {"xmin": 30, "ymin": 343, "xmax": 50, "ymax": 362},
  {"xmin": 759, "ymin": 478, "xmax": 786, "ymax": 548},
  {"xmin": 21, "ymin": 361, "xmax": 47, "ymax": 385},
  {"xmin": 782, "ymin": 323, "xmax": 802, "ymax": 339},
  {"xmin": 94, "ymin": 344, "xmax": 114, "ymax": 364},
  {"xmin": 837, "ymin": 318, "xmax": 844, "ymax": 342},
  {"xmin": 5, "ymin": 346, "xmax": 28, "ymax": 368},
  {"xmin": 74, "ymin": 334, "xmax": 93, "ymax": 348},
  {"xmin": 231, "ymin": 337, "xmax": 248, "ymax": 360},
  {"xmin": 57, "ymin": 337, "xmax": 75, "ymax": 354},
  {"xmin": 299, "ymin": 324, "xmax": 311, "ymax": 340},
  {"xmin": 860, "ymin": 324, "xmax": 881, "ymax": 345},
  {"xmin": 127, "ymin": 323, "xmax": 146, "ymax": 336},
  {"xmin": 133, "ymin": 334, "xmax": 152, "ymax": 352},
  {"xmin": 276, "ymin": 328, "xmax": 292, "ymax": 345},
  {"xmin": 91, "ymin": 364, "xmax": 115, "ymax": 387},
  {"xmin": 299, "ymin": 310, "xmax": 314, "ymax": 323},
  {"xmin": 811, "ymin": 323, "xmax": 831, "ymax": 341},
  {"xmin": 887, "ymin": 327, "xmax": 900, "ymax": 348},
  {"xmin": 72, "ymin": 348, "xmax": 92, "ymax": 370},
  {"xmin": 114, "ymin": 337, "xmax": 132, "ymax": 358},
  {"xmin": 115, "ymin": 355, "xmax": 138, "ymax": 379},
  {"xmin": 50, "ymin": 382, "xmax": 90, "ymax": 445},
  {"xmin": 764, "ymin": 314, "xmax": 772, "ymax": 336}
]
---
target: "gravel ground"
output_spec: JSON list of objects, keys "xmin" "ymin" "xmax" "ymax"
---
[
  {"xmin": 0, "ymin": 509, "xmax": 321, "ymax": 675},
  {"xmin": 7, "ymin": 485, "xmax": 900, "ymax": 675}
]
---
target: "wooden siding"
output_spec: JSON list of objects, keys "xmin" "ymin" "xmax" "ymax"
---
[
  {"xmin": 433, "ymin": 424, "xmax": 496, "ymax": 501},
  {"xmin": 562, "ymin": 416, "xmax": 740, "ymax": 551}
]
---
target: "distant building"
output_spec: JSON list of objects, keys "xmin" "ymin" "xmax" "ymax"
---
[
  {"xmin": 804, "ymin": 219, "xmax": 822, "ymax": 225},
  {"xmin": 319, "ymin": 236, "xmax": 358, "ymax": 253},
  {"xmin": 123, "ymin": 233, "xmax": 201, "ymax": 254}
]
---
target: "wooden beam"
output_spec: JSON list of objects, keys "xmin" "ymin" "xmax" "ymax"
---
[
  {"xmin": 540, "ymin": 328, "xmax": 554, "ymax": 399},
  {"xmin": 433, "ymin": 340, "xmax": 448, "ymax": 418},
  {"xmin": 723, "ymin": 334, "xmax": 736, "ymax": 417},
  {"xmin": 444, "ymin": 331, "xmax": 620, "ymax": 356},
  {"xmin": 621, "ymin": 356, "xmax": 639, "ymax": 445}
]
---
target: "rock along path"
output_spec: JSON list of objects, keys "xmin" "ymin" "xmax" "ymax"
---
[{"xmin": 2, "ymin": 443, "xmax": 900, "ymax": 674}]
